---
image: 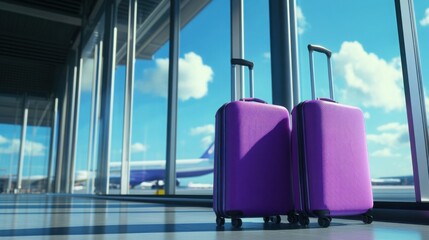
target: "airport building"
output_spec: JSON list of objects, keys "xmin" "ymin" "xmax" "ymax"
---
[{"xmin": 0, "ymin": 0, "xmax": 429, "ymax": 238}]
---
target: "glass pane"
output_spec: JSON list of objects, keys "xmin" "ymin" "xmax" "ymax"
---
[
  {"xmin": 23, "ymin": 98, "xmax": 52, "ymax": 193},
  {"xmin": 126, "ymin": 0, "xmax": 170, "ymax": 195},
  {"xmin": 296, "ymin": 0, "xmax": 415, "ymax": 201},
  {"xmin": 0, "ymin": 96, "xmax": 54, "ymax": 194},
  {"xmin": 75, "ymin": 17, "xmax": 104, "ymax": 193},
  {"xmin": 175, "ymin": 0, "xmax": 229, "ymax": 195},
  {"xmin": 109, "ymin": 0, "xmax": 127, "ymax": 193},
  {"xmin": 110, "ymin": 0, "xmax": 171, "ymax": 195},
  {"xmin": 0, "ymin": 96, "xmax": 22, "ymax": 193},
  {"xmin": 414, "ymin": 0, "xmax": 429, "ymax": 201},
  {"xmin": 74, "ymin": 45, "xmax": 95, "ymax": 193},
  {"xmin": 244, "ymin": 0, "xmax": 272, "ymax": 102},
  {"xmin": 415, "ymin": 3, "xmax": 429, "ymax": 140}
]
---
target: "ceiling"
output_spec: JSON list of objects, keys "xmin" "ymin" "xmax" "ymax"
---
[
  {"xmin": 0, "ymin": 0, "xmax": 211, "ymax": 126},
  {"xmin": 0, "ymin": 0, "xmax": 83, "ymax": 97},
  {"xmin": 0, "ymin": 0, "xmax": 211, "ymax": 97}
]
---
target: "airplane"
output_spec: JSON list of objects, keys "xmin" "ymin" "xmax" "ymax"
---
[
  {"xmin": 109, "ymin": 143, "xmax": 214, "ymax": 189},
  {"xmin": 0, "ymin": 143, "xmax": 214, "ymax": 193},
  {"xmin": 371, "ymin": 175, "xmax": 414, "ymax": 186}
]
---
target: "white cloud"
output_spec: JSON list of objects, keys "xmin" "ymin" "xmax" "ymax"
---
[
  {"xmin": 190, "ymin": 124, "xmax": 215, "ymax": 147},
  {"xmin": 0, "ymin": 135, "xmax": 8, "ymax": 144},
  {"xmin": 371, "ymin": 148, "xmax": 400, "ymax": 158},
  {"xmin": 377, "ymin": 122, "xmax": 408, "ymax": 132},
  {"xmin": 333, "ymin": 41, "xmax": 404, "ymax": 112},
  {"xmin": 367, "ymin": 122, "xmax": 409, "ymax": 160},
  {"xmin": 263, "ymin": 52, "xmax": 271, "ymax": 60},
  {"xmin": 363, "ymin": 112, "xmax": 371, "ymax": 119},
  {"xmin": 131, "ymin": 143, "xmax": 148, "ymax": 153},
  {"xmin": 0, "ymin": 138, "xmax": 46, "ymax": 156},
  {"xmin": 190, "ymin": 124, "xmax": 215, "ymax": 136},
  {"xmin": 25, "ymin": 140, "xmax": 46, "ymax": 156},
  {"xmin": 137, "ymin": 52, "xmax": 213, "ymax": 101},
  {"xmin": 296, "ymin": 6, "xmax": 307, "ymax": 34},
  {"xmin": 420, "ymin": 8, "xmax": 429, "ymax": 26},
  {"xmin": 201, "ymin": 136, "xmax": 214, "ymax": 148},
  {"xmin": 367, "ymin": 122, "xmax": 409, "ymax": 146},
  {"xmin": 367, "ymin": 132, "xmax": 399, "ymax": 146}
]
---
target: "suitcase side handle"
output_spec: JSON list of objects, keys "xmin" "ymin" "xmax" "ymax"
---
[
  {"xmin": 231, "ymin": 58, "xmax": 254, "ymax": 70},
  {"xmin": 308, "ymin": 44, "xmax": 332, "ymax": 58},
  {"xmin": 231, "ymin": 58, "xmax": 254, "ymax": 99},
  {"xmin": 318, "ymin": 97, "xmax": 336, "ymax": 103},
  {"xmin": 308, "ymin": 44, "xmax": 334, "ymax": 100}
]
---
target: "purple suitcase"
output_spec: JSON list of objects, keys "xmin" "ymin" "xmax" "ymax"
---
[
  {"xmin": 291, "ymin": 45, "xmax": 373, "ymax": 228},
  {"xmin": 213, "ymin": 59, "xmax": 295, "ymax": 228}
]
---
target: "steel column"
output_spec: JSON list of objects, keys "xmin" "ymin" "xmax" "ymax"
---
[
  {"xmin": 165, "ymin": 0, "xmax": 180, "ymax": 195},
  {"xmin": 269, "ymin": 0, "xmax": 293, "ymax": 110}
]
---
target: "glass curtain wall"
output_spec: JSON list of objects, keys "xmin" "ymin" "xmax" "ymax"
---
[{"xmin": 295, "ymin": 0, "xmax": 415, "ymax": 201}]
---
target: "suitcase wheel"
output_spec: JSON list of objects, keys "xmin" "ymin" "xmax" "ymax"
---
[
  {"xmin": 287, "ymin": 212, "xmax": 299, "ymax": 224},
  {"xmin": 216, "ymin": 216, "xmax": 225, "ymax": 226},
  {"xmin": 263, "ymin": 215, "xmax": 281, "ymax": 224},
  {"xmin": 362, "ymin": 214, "xmax": 373, "ymax": 224},
  {"xmin": 231, "ymin": 217, "xmax": 242, "ymax": 228},
  {"xmin": 272, "ymin": 215, "xmax": 281, "ymax": 224},
  {"xmin": 318, "ymin": 217, "xmax": 331, "ymax": 228},
  {"xmin": 263, "ymin": 216, "xmax": 270, "ymax": 223},
  {"xmin": 298, "ymin": 214, "xmax": 310, "ymax": 227}
]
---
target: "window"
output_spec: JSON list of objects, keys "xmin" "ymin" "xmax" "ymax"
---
[{"xmin": 296, "ymin": 0, "xmax": 415, "ymax": 201}]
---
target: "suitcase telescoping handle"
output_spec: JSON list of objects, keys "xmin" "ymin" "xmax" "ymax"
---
[
  {"xmin": 231, "ymin": 58, "xmax": 255, "ymax": 99},
  {"xmin": 308, "ymin": 44, "xmax": 334, "ymax": 100}
]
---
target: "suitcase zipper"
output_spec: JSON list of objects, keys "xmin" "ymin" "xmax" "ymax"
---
[
  {"xmin": 215, "ymin": 103, "xmax": 228, "ymax": 217},
  {"xmin": 296, "ymin": 102, "xmax": 312, "ymax": 215}
]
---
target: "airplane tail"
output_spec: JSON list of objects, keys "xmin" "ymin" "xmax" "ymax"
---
[{"xmin": 200, "ymin": 143, "xmax": 214, "ymax": 161}]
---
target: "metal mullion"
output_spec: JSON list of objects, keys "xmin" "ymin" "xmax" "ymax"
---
[
  {"xmin": 16, "ymin": 101, "xmax": 28, "ymax": 193},
  {"xmin": 121, "ymin": 0, "xmax": 137, "ymax": 194},
  {"xmin": 231, "ymin": 0, "xmax": 244, "ymax": 101},
  {"xmin": 86, "ymin": 44, "xmax": 99, "ymax": 194},
  {"xmin": 91, "ymin": 40, "xmax": 104, "ymax": 194},
  {"xmin": 68, "ymin": 58, "xmax": 83, "ymax": 193},
  {"xmin": 46, "ymin": 98, "xmax": 58, "ymax": 193}
]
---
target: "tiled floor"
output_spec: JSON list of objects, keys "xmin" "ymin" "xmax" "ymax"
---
[{"xmin": 0, "ymin": 194, "xmax": 428, "ymax": 240}]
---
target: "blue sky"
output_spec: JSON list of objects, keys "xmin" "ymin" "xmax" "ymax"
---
[{"xmin": 1, "ymin": 1, "xmax": 429, "ymax": 184}]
